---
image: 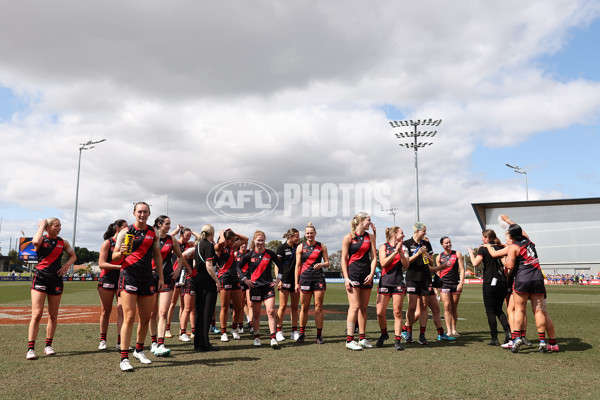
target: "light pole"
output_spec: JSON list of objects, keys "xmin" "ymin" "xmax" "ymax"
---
[
  {"xmin": 389, "ymin": 118, "xmax": 441, "ymax": 222},
  {"xmin": 505, "ymin": 163, "xmax": 528, "ymax": 200},
  {"xmin": 381, "ymin": 207, "xmax": 398, "ymax": 226},
  {"xmin": 72, "ymin": 139, "xmax": 106, "ymax": 272}
]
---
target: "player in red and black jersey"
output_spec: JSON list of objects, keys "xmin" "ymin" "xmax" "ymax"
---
[
  {"xmin": 26, "ymin": 218, "xmax": 76, "ymax": 360},
  {"xmin": 403, "ymin": 222, "xmax": 454, "ymax": 345},
  {"xmin": 275, "ymin": 228, "xmax": 301, "ymax": 342},
  {"xmin": 237, "ymin": 231, "xmax": 283, "ymax": 349},
  {"xmin": 375, "ymin": 226, "xmax": 409, "ymax": 350},
  {"xmin": 235, "ymin": 243, "xmax": 252, "ymax": 332},
  {"xmin": 215, "ymin": 229, "xmax": 248, "ymax": 342},
  {"xmin": 436, "ymin": 236, "xmax": 465, "ymax": 338},
  {"xmin": 113, "ymin": 202, "xmax": 163, "ymax": 371},
  {"xmin": 295, "ymin": 223, "xmax": 329, "ymax": 344},
  {"xmin": 149, "ymin": 216, "xmax": 192, "ymax": 356},
  {"xmin": 97, "ymin": 219, "xmax": 128, "ymax": 351},
  {"xmin": 341, "ymin": 212, "xmax": 377, "ymax": 350},
  {"xmin": 164, "ymin": 225, "xmax": 196, "ymax": 340},
  {"xmin": 486, "ymin": 215, "xmax": 559, "ymax": 353}
]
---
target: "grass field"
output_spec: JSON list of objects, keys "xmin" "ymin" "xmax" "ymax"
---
[{"xmin": 1, "ymin": 282, "xmax": 599, "ymax": 399}]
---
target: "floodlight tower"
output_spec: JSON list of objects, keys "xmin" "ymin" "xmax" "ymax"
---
[
  {"xmin": 381, "ymin": 207, "xmax": 398, "ymax": 225},
  {"xmin": 389, "ymin": 118, "xmax": 442, "ymax": 222},
  {"xmin": 72, "ymin": 138, "xmax": 106, "ymax": 272},
  {"xmin": 506, "ymin": 163, "xmax": 529, "ymax": 200}
]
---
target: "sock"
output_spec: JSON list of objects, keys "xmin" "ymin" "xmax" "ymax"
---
[
  {"xmin": 402, "ymin": 325, "xmax": 407, "ymax": 333},
  {"xmin": 437, "ymin": 327, "xmax": 444, "ymax": 336},
  {"xmin": 270, "ymin": 332, "xmax": 276, "ymax": 339},
  {"xmin": 117, "ymin": 334, "xmax": 121, "ymax": 346},
  {"xmin": 300, "ymin": 326, "xmax": 306, "ymax": 335},
  {"xmin": 151, "ymin": 335, "xmax": 157, "ymax": 344},
  {"xmin": 395, "ymin": 335, "xmax": 402, "ymax": 341},
  {"xmin": 276, "ymin": 326, "xmax": 282, "ymax": 332},
  {"xmin": 406, "ymin": 326, "xmax": 413, "ymax": 333},
  {"xmin": 359, "ymin": 333, "xmax": 366, "ymax": 341},
  {"xmin": 121, "ymin": 350, "xmax": 128, "ymax": 360},
  {"xmin": 538, "ymin": 331, "xmax": 546, "ymax": 342},
  {"xmin": 45, "ymin": 338, "xmax": 53, "ymax": 347},
  {"xmin": 158, "ymin": 337, "xmax": 164, "ymax": 346},
  {"xmin": 316, "ymin": 328, "xmax": 322, "ymax": 337},
  {"xmin": 254, "ymin": 333, "xmax": 260, "ymax": 339},
  {"xmin": 521, "ymin": 330, "xmax": 526, "ymax": 338},
  {"xmin": 100, "ymin": 332, "xmax": 107, "ymax": 341},
  {"xmin": 512, "ymin": 331, "xmax": 520, "ymax": 340},
  {"xmin": 549, "ymin": 338, "xmax": 557, "ymax": 345},
  {"xmin": 346, "ymin": 335, "xmax": 354, "ymax": 343},
  {"xmin": 135, "ymin": 342, "xmax": 143, "ymax": 352},
  {"xmin": 420, "ymin": 326, "xmax": 426, "ymax": 335},
  {"xmin": 292, "ymin": 325, "xmax": 298, "ymax": 332},
  {"xmin": 28, "ymin": 341, "xmax": 35, "ymax": 351},
  {"xmin": 166, "ymin": 324, "xmax": 171, "ymax": 331},
  {"xmin": 381, "ymin": 328, "xmax": 388, "ymax": 335},
  {"xmin": 192, "ymin": 328, "xmax": 195, "ymax": 335},
  {"xmin": 221, "ymin": 327, "xmax": 227, "ymax": 334},
  {"xmin": 232, "ymin": 323, "xmax": 238, "ymax": 330},
  {"xmin": 181, "ymin": 329, "xmax": 187, "ymax": 335}
]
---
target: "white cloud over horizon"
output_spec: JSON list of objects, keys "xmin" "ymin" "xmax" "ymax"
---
[{"xmin": 1, "ymin": 0, "xmax": 600, "ymax": 256}]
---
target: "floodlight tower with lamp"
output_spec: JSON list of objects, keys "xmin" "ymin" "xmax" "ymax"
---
[
  {"xmin": 72, "ymin": 138, "xmax": 106, "ymax": 272},
  {"xmin": 505, "ymin": 163, "xmax": 529, "ymax": 200},
  {"xmin": 389, "ymin": 118, "xmax": 441, "ymax": 222}
]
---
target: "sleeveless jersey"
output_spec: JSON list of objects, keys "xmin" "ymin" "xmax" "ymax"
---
[
  {"xmin": 379, "ymin": 243, "xmax": 406, "ymax": 287},
  {"xmin": 438, "ymin": 250, "xmax": 460, "ymax": 285},
  {"xmin": 404, "ymin": 238, "xmax": 432, "ymax": 282},
  {"xmin": 276, "ymin": 242, "xmax": 297, "ymax": 283},
  {"xmin": 513, "ymin": 239, "xmax": 544, "ymax": 282},
  {"xmin": 177, "ymin": 240, "xmax": 196, "ymax": 279},
  {"xmin": 153, "ymin": 234, "xmax": 174, "ymax": 279},
  {"xmin": 348, "ymin": 232, "xmax": 371, "ymax": 274},
  {"xmin": 216, "ymin": 246, "xmax": 237, "ymax": 279},
  {"xmin": 100, "ymin": 237, "xmax": 122, "ymax": 280},
  {"xmin": 121, "ymin": 224, "xmax": 156, "ymax": 281},
  {"xmin": 299, "ymin": 241, "xmax": 324, "ymax": 281},
  {"xmin": 36, "ymin": 235, "xmax": 65, "ymax": 278},
  {"xmin": 237, "ymin": 249, "xmax": 282, "ymax": 286}
]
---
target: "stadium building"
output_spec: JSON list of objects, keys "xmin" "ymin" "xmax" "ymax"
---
[{"xmin": 472, "ymin": 197, "xmax": 600, "ymax": 276}]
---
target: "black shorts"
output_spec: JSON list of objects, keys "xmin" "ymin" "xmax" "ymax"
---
[
  {"xmin": 249, "ymin": 285, "xmax": 275, "ymax": 302},
  {"xmin": 299, "ymin": 278, "xmax": 326, "ymax": 292},
  {"xmin": 513, "ymin": 279, "xmax": 546, "ymax": 295},
  {"xmin": 348, "ymin": 267, "xmax": 373, "ymax": 289},
  {"xmin": 440, "ymin": 284, "xmax": 461, "ymax": 294},
  {"xmin": 405, "ymin": 280, "xmax": 434, "ymax": 296},
  {"xmin": 98, "ymin": 275, "xmax": 118, "ymax": 291},
  {"xmin": 279, "ymin": 281, "xmax": 296, "ymax": 292},
  {"xmin": 219, "ymin": 277, "xmax": 241, "ymax": 291},
  {"xmin": 240, "ymin": 279, "xmax": 249, "ymax": 291},
  {"xmin": 377, "ymin": 284, "xmax": 406, "ymax": 296},
  {"xmin": 118, "ymin": 275, "xmax": 156, "ymax": 296},
  {"xmin": 31, "ymin": 274, "xmax": 63, "ymax": 295},
  {"xmin": 181, "ymin": 278, "xmax": 195, "ymax": 296},
  {"xmin": 160, "ymin": 279, "xmax": 175, "ymax": 293}
]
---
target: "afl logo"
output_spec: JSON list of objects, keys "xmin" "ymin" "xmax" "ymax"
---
[{"xmin": 207, "ymin": 180, "xmax": 279, "ymax": 220}]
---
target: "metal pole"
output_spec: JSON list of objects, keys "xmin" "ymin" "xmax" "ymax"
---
[
  {"xmin": 72, "ymin": 147, "xmax": 83, "ymax": 252},
  {"xmin": 524, "ymin": 172, "xmax": 529, "ymax": 201},
  {"xmin": 414, "ymin": 124, "xmax": 420, "ymax": 222}
]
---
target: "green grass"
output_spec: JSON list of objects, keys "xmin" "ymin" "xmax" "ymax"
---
[{"xmin": 1, "ymin": 283, "xmax": 599, "ymax": 399}]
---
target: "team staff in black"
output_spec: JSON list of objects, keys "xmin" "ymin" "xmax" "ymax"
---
[
  {"xmin": 375, "ymin": 226, "xmax": 409, "ymax": 350},
  {"xmin": 436, "ymin": 236, "xmax": 465, "ymax": 337},
  {"xmin": 468, "ymin": 229, "xmax": 511, "ymax": 345},
  {"xmin": 27, "ymin": 218, "xmax": 77, "ymax": 360},
  {"xmin": 97, "ymin": 219, "xmax": 128, "ymax": 351},
  {"xmin": 295, "ymin": 222, "xmax": 329, "ymax": 344},
  {"xmin": 402, "ymin": 222, "xmax": 454, "ymax": 344},
  {"xmin": 276, "ymin": 228, "xmax": 301, "ymax": 342},
  {"xmin": 113, "ymin": 201, "xmax": 164, "ymax": 371},
  {"xmin": 237, "ymin": 230, "xmax": 283, "ymax": 349},
  {"xmin": 183, "ymin": 224, "xmax": 221, "ymax": 351}
]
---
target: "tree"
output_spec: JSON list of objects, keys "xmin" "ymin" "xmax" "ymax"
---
[
  {"xmin": 266, "ymin": 240, "xmax": 282, "ymax": 252},
  {"xmin": 328, "ymin": 250, "xmax": 342, "ymax": 271},
  {"xmin": 60, "ymin": 246, "xmax": 99, "ymax": 265},
  {"xmin": 8, "ymin": 249, "xmax": 23, "ymax": 267}
]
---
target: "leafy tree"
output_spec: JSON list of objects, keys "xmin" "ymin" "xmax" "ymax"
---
[
  {"xmin": 266, "ymin": 240, "xmax": 282, "ymax": 252},
  {"xmin": 8, "ymin": 249, "xmax": 24, "ymax": 267},
  {"xmin": 328, "ymin": 250, "xmax": 342, "ymax": 271}
]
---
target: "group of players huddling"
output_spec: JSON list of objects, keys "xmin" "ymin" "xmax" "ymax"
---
[{"xmin": 25, "ymin": 204, "xmax": 558, "ymax": 371}]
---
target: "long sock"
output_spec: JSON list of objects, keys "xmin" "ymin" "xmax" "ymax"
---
[
  {"xmin": 158, "ymin": 337, "xmax": 165, "ymax": 346},
  {"xmin": 359, "ymin": 333, "xmax": 366, "ymax": 341},
  {"xmin": 300, "ymin": 326, "xmax": 306, "ymax": 335},
  {"xmin": 45, "ymin": 338, "xmax": 53, "ymax": 347},
  {"xmin": 538, "ymin": 331, "xmax": 546, "ymax": 342},
  {"xmin": 100, "ymin": 332, "xmax": 107, "ymax": 341},
  {"xmin": 121, "ymin": 350, "xmax": 128, "ymax": 360},
  {"xmin": 28, "ymin": 341, "xmax": 35, "ymax": 351},
  {"xmin": 346, "ymin": 335, "xmax": 354, "ymax": 343},
  {"xmin": 151, "ymin": 335, "xmax": 157, "ymax": 344},
  {"xmin": 135, "ymin": 342, "xmax": 143, "ymax": 352},
  {"xmin": 512, "ymin": 331, "xmax": 520, "ymax": 340},
  {"xmin": 221, "ymin": 327, "xmax": 227, "ymax": 334}
]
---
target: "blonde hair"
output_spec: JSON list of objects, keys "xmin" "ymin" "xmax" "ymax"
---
[
  {"xmin": 350, "ymin": 212, "xmax": 369, "ymax": 236},
  {"xmin": 199, "ymin": 224, "xmax": 214, "ymax": 240},
  {"xmin": 305, "ymin": 222, "xmax": 316, "ymax": 233},
  {"xmin": 45, "ymin": 218, "xmax": 60, "ymax": 229},
  {"xmin": 385, "ymin": 226, "xmax": 400, "ymax": 242},
  {"xmin": 250, "ymin": 230, "xmax": 266, "ymax": 250}
]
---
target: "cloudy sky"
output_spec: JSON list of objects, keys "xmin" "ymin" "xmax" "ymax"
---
[{"xmin": 1, "ymin": 0, "xmax": 599, "ymax": 257}]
